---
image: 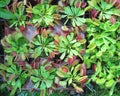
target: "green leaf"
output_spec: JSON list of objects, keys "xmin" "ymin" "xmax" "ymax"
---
[
  {"xmin": 76, "ymin": 10, "xmax": 84, "ymax": 16},
  {"xmin": 105, "ymin": 79, "xmax": 115, "ymax": 88},
  {"xmin": 73, "ymin": 42, "xmax": 81, "ymax": 47},
  {"xmin": 45, "ymin": 80, "xmax": 53, "ymax": 88},
  {"xmin": 0, "ymin": 0, "xmax": 10, "ymax": 7},
  {"xmin": 40, "ymin": 82, "xmax": 46, "ymax": 90},
  {"xmin": 56, "ymin": 70, "xmax": 66, "ymax": 78},
  {"xmin": 87, "ymin": 44, "xmax": 96, "ymax": 50},
  {"xmin": 60, "ymin": 52, "xmax": 66, "ymax": 60},
  {"xmin": 106, "ymin": 8, "xmax": 120, "ymax": 16},
  {"xmin": 34, "ymin": 81, "xmax": 40, "ymax": 88},
  {"xmin": 71, "ymin": 50, "xmax": 79, "ymax": 56},
  {"xmin": 0, "ymin": 63, "xmax": 8, "ymax": 70},
  {"xmin": 96, "ymin": 51, "xmax": 102, "ymax": 57},
  {"xmin": 109, "ymin": 82, "xmax": 116, "ymax": 96},
  {"xmin": 68, "ymin": 78, "xmax": 72, "ymax": 85},
  {"xmin": 32, "ymin": 4, "xmax": 42, "ymax": 14},
  {"xmin": 101, "ymin": 0, "xmax": 112, "ymax": 10},
  {"xmin": 105, "ymin": 37, "xmax": 116, "ymax": 44},
  {"xmin": 64, "ymin": 6, "xmax": 73, "ymax": 16},
  {"xmin": 7, "ymin": 68, "xmax": 15, "ymax": 73},
  {"xmin": 88, "ymin": 1, "xmax": 101, "ymax": 11},
  {"xmin": 47, "ymin": 5, "xmax": 57, "ymax": 15},
  {"xmin": 59, "ymin": 81, "xmax": 67, "ymax": 87},
  {"xmin": 96, "ymin": 78, "xmax": 106, "ymax": 85},
  {"xmin": 0, "ymin": 8, "xmax": 14, "ymax": 19},
  {"xmin": 31, "ymin": 76, "xmax": 40, "ymax": 83},
  {"xmin": 15, "ymin": 79, "xmax": 21, "ymax": 91}
]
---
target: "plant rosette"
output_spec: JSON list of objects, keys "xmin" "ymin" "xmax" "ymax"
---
[
  {"xmin": 1, "ymin": 31, "xmax": 30, "ymax": 61},
  {"xmin": 29, "ymin": 31, "xmax": 56, "ymax": 59},
  {"xmin": 55, "ymin": 32, "xmax": 86, "ymax": 61},
  {"xmin": 56, "ymin": 63, "xmax": 87, "ymax": 93},
  {"xmin": 88, "ymin": 0, "xmax": 120, "ymax": 20},
  {"xmin": 0, "ymin": 56, "xmax": 29, "ymax": 96}
]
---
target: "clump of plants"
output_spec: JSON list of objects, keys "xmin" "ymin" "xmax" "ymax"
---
[{"xmin": 0, "ymin": 0, "xmax": 120, "ymax": 96}]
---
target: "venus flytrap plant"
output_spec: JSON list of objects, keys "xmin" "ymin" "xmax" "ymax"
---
[
  {"xmin": 9, "ymin": 2, "xmax": 26, "ymax": 28},
  {"xmin": 29, "ymin": 32, "xmax": 56, "ymax": 59},
  {"xmin": 88, "ymin": 0, "xmax": 120, "ymax": 20},
  {"xmin": 30, "ymin": 60, "xmax": 56, "ymax": 96},
  {"xmin": 85, "ymin": 18, "xmax": 120, "ymax": 96},
  {"xmin": 1, "ymin": 31, "xmax": 29, "ymax": 61},
  {"xmin": 61, "ymin": 6, "xmax": 86, "ymax": 27},
  {"xmin": 56, "ymin": 60, "xmax": 87, "ymax": 93},
  {"xmin": 90, "ymin": 61, "xmax": 120, "ymax": 96},
  {"xmin": 55, "ymin": 32, "xmax": 86, "ymax": 61},
  {"xmin": 84, "ymin": 20, "xmax": 119, "ymax": 68},
  {"xmin": 0, "ymin": 56, "xmax": 29, "ymax": 96},
  {"xmin": 31, "ymin": 4, "xmax": 57, "ymax": 27}
]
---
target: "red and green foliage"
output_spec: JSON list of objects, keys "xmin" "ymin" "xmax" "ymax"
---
[{"xmin": 0, "ymin": 0, "xmax": 120, "ymax": 96}]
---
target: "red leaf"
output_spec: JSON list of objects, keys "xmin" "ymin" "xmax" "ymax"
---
[
  {"xmin": 4, "ymin": 21, "xmax": 15, "ymax": 35},
  {"xmin": 105, "ymin": 0, "xmax": 109, "ymax": 2},
  {"xmin": 67, "ymin": 58, "xmax": 73, "ymax": 65},
  {"xmin": 54, "ymin": 40, "xmax": 59, "ymax": 45},
  {"xmin": 80, "ymin": 78, "xmax": 87, "ymax": 83},
  {"xmin": 92, "ymin": 64, "xmax": 96, "ymax": 71},
  {"xmin": 80, "ymin": 64, "xmax": 86, "ymax": 76},
  {"xmin": 90, "ymin": 9, "xmax": 99, "ymax": 19},
  {"xmin": 110, "ymin": 16, "xmax": 116, "ymax": 24},
  {"xmin": 27, "ymin": 13, "xmax": 33, "ymax": 18},
  {"xmin": 115, "ymin": 0, "xmax": 120, "ymax": 7},
  {"xmin": 20, "ymin": 26, "xmax": 26, "ymax": 32},
  {"xmin": 76, "ymin": 34, "xmax": 83, "ymax": 41},
  {"xmin": 81, "ymin": 1, "xmax": 87, "ymax": 8},
  {"xmin": 17, "ymin": 61, "xmax": 26, "ymax": 70},
  {"xmin": 67, "ymin": 55, "xmax": 77, "ymax": 65},
  {"xmin": 49, "ymin": 51, "xmax": 59, "ymax": 59},
  {"xmin": 40, "ymin": 28, "xmax": 47, "ymax": 37},
  {"xmin": 52, "ymin": 63, "xmax": 60, "ymax": 68},
  {"xmin": 11, "ymin": 51, "xmax": 17, "ymax": 56},
  {"xmin": 45, "ymin": 65, "xmax": 51, "ymax": 70},
  {"xmin": 30, "ymin": 58, "xmax": 40, "ymax": 69}
]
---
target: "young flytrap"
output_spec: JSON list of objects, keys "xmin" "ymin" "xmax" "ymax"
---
[{"xmin": 0, "ymin": 0, "xmax": 120, "ymax": 96}]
